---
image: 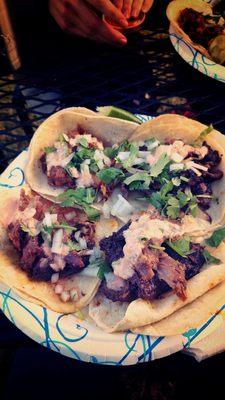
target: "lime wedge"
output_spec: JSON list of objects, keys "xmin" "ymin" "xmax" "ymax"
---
[{"xmin": 97, "ymin": 106, "xmax": 141, "ymax": 124}]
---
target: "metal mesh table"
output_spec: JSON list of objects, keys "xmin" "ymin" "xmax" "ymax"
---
[{"xmin": 1, "ymin": 0, "xmax": 225, "ymax": 172}]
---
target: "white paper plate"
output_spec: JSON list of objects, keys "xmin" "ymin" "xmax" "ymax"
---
[
  {"xmin": 1, "ymin": 115, "xmax": 225, "ymax": 365},
  {"xmin": 169, "ymin": 25, "xmax": 225, "ymax": 83}
]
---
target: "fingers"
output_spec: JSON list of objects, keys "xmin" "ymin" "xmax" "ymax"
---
[
  {"xmin": 122, "ymin": 0, "xmax": 133, "ymax": 18},
  {"xmin": 111, "ymin": 0, "xmax": 123, "ymax": 11},
  {"xmin": 85, "ymin": 0, "xmax": 128, "ymax": 27},
  {"xmin": 66, "ymin": 0, "xmax": 127, "ymax": 45},
  {"xmin": 130, "ymin": 0, "xmax": 143, "ymax": 18},
  {"xmin": 142, "ymin": 0, "xmax": 154, "ymax": 13}
]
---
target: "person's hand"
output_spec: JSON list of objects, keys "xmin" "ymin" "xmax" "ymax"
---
[
  {"xmin": 113, "ymin": 0, "xmax": 154, "ymax": 18},
  {"xmin": 49, "ymin": 0, "xmax": 129, "ymax": 45}
]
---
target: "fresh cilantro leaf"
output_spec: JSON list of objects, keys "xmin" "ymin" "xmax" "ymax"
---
[
  {"xmin": 149, "ymin": 192, "xmax": 163, "ymax": 211},
  {"xmin": 72, "ymin": 148, "xmax": 95, "ymax": 166},
  {"xmin": 83, "ymin": 205, "xmax": 100, "ymax": 221},
  {"xmin": 205, "ymin": 227, "xmax": 225, "ymax": 248},
  {"xmin": 150, "ymin": 153, "xmax": 170, "ymax": 177},
  {"xmin": 203, "ymin": 249, "xmax": 221, "ymax": 265},
  {"xmin": 104, "ymin": 147, "xmax": 118, "ymax": 159},
  {"xmin": 165, "ymin": 237, "xmax": 191, "ymax": 258},
  {"xmin": 44, "ymin": 146, "xmax": 56, "ymax": 154},
  {"xmin": 188, "ymin": 198, "xmax": 198, "ymax": 217},
  {"xmin": 20, "ymin": 224, "xmax": 37, "ymax": 237},
  {"xmin": 193, "ymin": 125, "xmax": 213, "ymax": 147},
  {"xmin": 97, "ymin": 167, "xmax": 124, "ymax": 184},
  {"xmin": 128, "ymin": 181, "xmax": 150, "ymax": 190},
  {"xmin": 59, "ymin": 134, "xmax": 66, "ymax": 143},
  {"xmin": 161, "ymin": 181, "xmax": 174, "ymax": 199},
  {"xmin": 58, "ymin": 188, "xmax": 99, "ymax": 221},
  {"xmin": 42, "ymin": 222, "xmax": 77, "ymax": 235},
  {"xmin": 124, "ymin": 172, "xmax": 151, "ymax": 187},
  {"xmin": 166, "ymin": 197, "xmax": 180, "ymax": 219},
  {"xmin": 65, "ymin": 240, "xmax": 81, "ymax": 251},
  {"xmin": 89, "ymin": 258, "xmax": 111, "ymax": 279},
  {"xmin": 78, "ymin": 137, "xmax": 88, "ymax": 148},
  {"xmin": 123, "ymin": 143, "xmax": 138, "ymax": 168},
  {"xmin": 176, "ymin": 191, "xmax": 189, "ymax": 208}
]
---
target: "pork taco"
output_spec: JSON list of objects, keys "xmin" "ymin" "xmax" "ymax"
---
[
  {"xmin": 0, "ymin": 185, "xmax": 113, "ymax": 312},
  {"xmin": 25, "ymin": 109, "xmax": 138, "ymax": 200},
  {"xmin": 167, "ymin": 0, "xmax": 225, "ymax": 64},
  {"xmin": 89, "ymin": 211, "xmax": 225, "ymax": 332}
]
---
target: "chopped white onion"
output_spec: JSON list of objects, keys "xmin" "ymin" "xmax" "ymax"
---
[
  {"xmin": 55, "ymin": 284, "xmax": 63, "ymax": 294},
  {"xmin": 78, "ymin": 237, "xmax": 87, "ymax": 250},
  {"xmin": 61, "ymin": 291, "xmax": 70, "ymax": 302},
  {"xmin": 75, "ymin": 231, "xmax": 81, "ymax": 241},
  {"xmin": 170, "ymin": 163, "xmax": 184, "ymax": 171},
  {"xmin": 171, "ymin": 152, "xmax": 184, "ymax": 163},
  {"xmin": 61, "ymin": 152, "xmax": 75, "ymax": 167},
  {"xmin": 111, "ymin": 194, "xmax": 134, "ymax": 222},
  {"xmin": 146, "ymin": 140, "xmax": 159, "ymax": 150},
  {"xmin": 51, "ymin": 229, "xmax": 63, "ymax": 254},
  {"xmin": 51, "ymin": 273, "xmax": 59, "ymax": 284},
  {"xmin": 117, "ymin": 151, "xmax": 130, "ymax": 161},
  {"xmin": 64, "ymin": 211, "xmax": 76, "ymax": 220},
  {"xmin": 190, "ymin": 162, "xmax": 208, "ymax": 171}
]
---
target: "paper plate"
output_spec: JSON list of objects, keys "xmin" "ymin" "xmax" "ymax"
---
[
  {"xmin": 1, "ymin": 114, "xmax": 225, "ymax": 365},
  {"xmin": 169, "ymin": 25, "xmax": 225, "ymax": 83}
]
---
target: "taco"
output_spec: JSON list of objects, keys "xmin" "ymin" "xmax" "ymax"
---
[
  {"xmin": 89, "ymin": 211, "xmax": 225, "ymax": 332},
  {"xmin": 0, "ymin": 185, "xmax": 111, "ymax": 313},
  {"xmin": 26, "ymin": 110, "xmax": 225, "ymax": 233},
  {"xmin": 167, "ymin": 0, "xmax": 225, "ymax": 63},
  {"xmin": 25, "ymin": 109, "xmax": 138, "ymax": 200}
]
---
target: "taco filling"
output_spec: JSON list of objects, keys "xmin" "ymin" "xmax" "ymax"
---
[
  {"xmin": 97, "ymin": 131, "xmax": 223, "ymax": 221},
  {"xmin": 40, "ymin": 128, "xmax": 111, "ymax": 192},
  {"xmin": 6, "ymin": 189, "xmax": 100, "ymax": 303},
  {"xmin": 99, "ymin": 213, "xmax": 220, "ymax": 303},
  {"xmin": 178, "ymin": 8, "xmax": 224, "ymax": 49}
]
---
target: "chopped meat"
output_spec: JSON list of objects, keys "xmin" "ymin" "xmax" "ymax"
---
[
  {"xmin": 64, "ymin": 251, "xmax": 84, "ymax": 270},
  {"xmin": 8, "ymin": 222, "xmax": 28, "ymax": 251},
  {"xmin": 130, "ymin": 272, "xmax": 170, "ymax": 301},
  {"xmin": 179, "ymin": 8, "xmax": 223, "ymax": 48},
  {"xmin": 31, "ymin": 258, "xmax": 53, "ymax": 281},
  {"xmin": 202, "ymin": 168, "xmax": 223, "ymax": 182},
  {"xmin": 135, "ymin": 247, "xmax": 158, "ymax": 281},
  {"xmin": 101, "ymin": 279, "xmax": 134, "ymax": 302},
  {"xmin": 157, "ymin": 252, "xmax": 186, "ymax": 300},
  {"xmin": 202, "ymin": 142, "xmax": 222, "ymax": 166},
  {"xmin": 99, "ymin": 222, "xmax": 130, "ymax": 265},
  {"xmin": 40, "ymin": 153, "xmax": 47, "ymax": 174},
  {"xmin": 48, "ymin": 166, "xmax": 75, "ymax": 188},
  {"xmin": 20, "ymin": 236, "xmax": 43, "ymax": 272},
  {"xmin": 33, "ymin": 196, "xmax": 53, "ymax": 221},
  {"xmin": 18, "ymin": 189, "xmax": 31, "ymax": 212}
]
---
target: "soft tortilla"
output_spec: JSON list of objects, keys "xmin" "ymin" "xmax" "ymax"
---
[
  {"xmin": 0, "ymin": 185, "xmax": 102, "ymax": 313},
  {"xmin": 130, "ymin": 114, "xmax": 225, "ymax": 233},
  {"xmin": 132, "ymin": 280, "xmax": 225, "ymax": 336},
  {"xmin": 25, "ymin": 109, "xmax": 138, "ymax": 198},
  {"xmin": 166, "ymin": 0, "xmax": 212, "ymax": 59},
  {"xmin": 89, "ymin": 242, "xmax": 225, "ymax": 332}
]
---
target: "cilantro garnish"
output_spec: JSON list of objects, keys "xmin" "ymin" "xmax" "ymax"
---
[
  {"xmin": 97, "ymin": 167, "xmax": 124, "ymax": 184},
  {"xmin": 150, "ymin": 153, "xmax": 170, "ymax": 177},
  {"xmin": 89, "ymin": 258, "xmax": 111, "ymax": 280},
  {"xmin": 202, "ymin": 249, "xmax": 221, "ymax": 265},
  {"xmin": 124, "ymin": 172, "xmax": 151, "ymax": 187},
  {"xmin": 205, "ymin": 227, "xmax": 225, "ymax": 248},
  {"xmin": 166, "ymin": 197, "xmax": 181, "ymax": 219},
  {"xmin": 78, "ymin": 137, "xmax": 88, "ymax": 148},
  {"xmin": 122, "ymin": 143, "xmax": 138, "ymax": 168},
  {"xmin": 65, "ymin": 240, "xmax": 81, "ymax": 251},
  {"xmin": 165, "ymin": 237, "xmax": 191, "ymax": 258},
  {"xmin": 57, "ymin": 188, "xmax": 100, "ymax": 221},
  {"xmin": 42, "ymin": 222, "xmax": 77, "ymax": 235},
  {"xmin": 44, "ymin": 146, "xmax": 56, "ymax": 154}
]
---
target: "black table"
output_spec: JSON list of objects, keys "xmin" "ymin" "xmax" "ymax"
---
[{"xmin": 1, "ymin": 1, "xmax": 225, "ymax": 398}]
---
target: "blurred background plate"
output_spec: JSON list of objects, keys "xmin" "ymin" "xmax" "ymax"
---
[{"xmin": 169, "ymin": 25, "xmax": 225, "ymax": 83}]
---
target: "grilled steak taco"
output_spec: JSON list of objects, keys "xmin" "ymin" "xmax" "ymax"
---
[
  {"xmin": 26, "ymin": 110, "xmax": 225, "ymax": 234},
  {"xmin": 0, "ymin": 185, "xmax": 109, "ymax": 312},
  {"xmin": 89, "ymin": 211, "xmax": 225, "ymax": 332},
  {"xmin": 167, "ymin": 0, "xmax": 225, "ymax": 63}
]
